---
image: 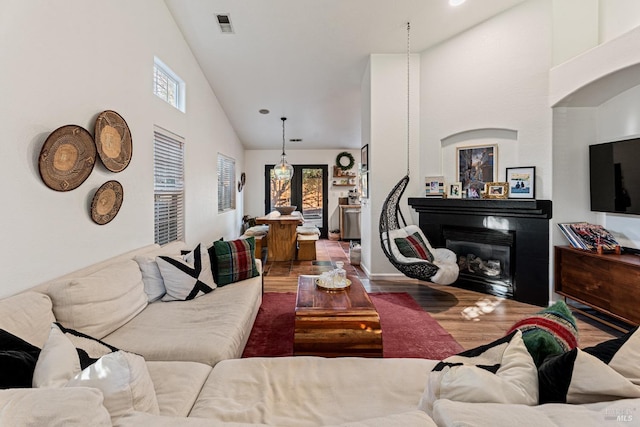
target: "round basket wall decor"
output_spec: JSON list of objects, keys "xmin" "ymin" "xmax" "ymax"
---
[
  {"xmin": 94, "ymin": 110, "xmax": 132, "ymax": 172},
  {"xmin": 90, "ymin": 180, "xmax": 124, "ymax": 225},
  {"xmin": 38, "ymin": 125, "xmax": 96, "ymax": 192}
]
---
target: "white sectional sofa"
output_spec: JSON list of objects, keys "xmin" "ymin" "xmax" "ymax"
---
[
  {"xmin": 30, "ymin": 241, "xmax": 263, "ymax": 366},
  {"xmin": 1, "ymin": 242, "xmax": 639, "ymax": 426}
]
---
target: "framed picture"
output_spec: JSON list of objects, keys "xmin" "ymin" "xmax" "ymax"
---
[
  {"xmin": 506, "ymin": 166, "xmax": 535, "ymax": 199},
  {"xmin": 361, "ymin": 144, "xmax": 369, "ymax": 173},
  {"xmin": 467, "ymin": 187, "xmax": 481, "ymax": 199},
  {"xmin": 360, "ymin": 171, "xmax": 369, "ymax": 199},
  {"xmin": 457, "ymin": 144, "xmax": 497, "ymax": 194},
  {"xmin": 447, "ymin": 182, "xmax": 463, "ymax": 199},
  {"xmin": 425, "ymin": 176, "xmax": 445, "ymax": 197},
  {"xmin": 483, "ymin": 182, "xmax": 509, "ymax": 199}
]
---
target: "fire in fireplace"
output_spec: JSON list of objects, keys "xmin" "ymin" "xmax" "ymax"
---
[{"xmin": 444, "ymin": 227, "xmax": 514, "ymax": 298}]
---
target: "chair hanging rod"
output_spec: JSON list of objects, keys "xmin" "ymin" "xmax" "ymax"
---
[{"xmin": 406, "ymin": 21, "xmax": 411, "ymax": 177}]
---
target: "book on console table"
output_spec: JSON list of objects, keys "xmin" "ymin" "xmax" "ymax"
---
[{"xmin": 558, "ymin": 222, "xmax": 621, "ymax": 253}]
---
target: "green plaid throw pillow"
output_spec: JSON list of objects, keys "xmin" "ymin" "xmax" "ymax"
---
[
  {"xmin": 394, "ymin": 232, "xmax": 434, "ymax": 262},
  {"xmin": 211, "ymin": 237, "xmax": 260, "ymax": 286}
]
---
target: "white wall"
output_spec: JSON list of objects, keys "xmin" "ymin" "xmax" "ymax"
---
[
  {"xmin": 0, "ymin": 0, "xmax": 245, "ymax": 298},
  {"xmin": 599, "ymin": 0, "xmax": 640, "ymax": 43},
  {"xmin": 551, "ymin": 0, "xmax": 598, "ymax": 66},
  {"xmin": 363, "ymin": 54, "xmax": 421, "ymax": 279},
  {"xmin": 243, "ymin": 149, "xmax": 360, "ymax": 231},
  {"xmin": 420, "ymin": 0, "xmax": 553, "ymax": 199}
]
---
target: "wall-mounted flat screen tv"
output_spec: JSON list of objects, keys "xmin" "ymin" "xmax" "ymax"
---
[{"xmin": 589, "ymin": 138, "xmax": 640, "ymax": 215}]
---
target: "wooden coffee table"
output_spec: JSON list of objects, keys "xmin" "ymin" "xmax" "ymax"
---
[{"xmin": 294, "ymin": 275, "xmax": 383, "ymax": 357}]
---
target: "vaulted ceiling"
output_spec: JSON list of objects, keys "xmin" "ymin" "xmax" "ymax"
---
[{"xmin": 164, "ymin": 0, "xmax": 525, "ymax": 150}]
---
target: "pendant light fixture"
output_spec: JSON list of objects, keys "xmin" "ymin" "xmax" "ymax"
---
[{"xmin": 274, "ymin": 117, "xmax": 294, "ymax": 181}]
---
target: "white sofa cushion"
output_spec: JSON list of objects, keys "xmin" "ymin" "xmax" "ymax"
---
[
  {"xmin": 432, "ymin": 398, "xmax": 640, "ymax": 427},
  {"xmin": 189, "ymin": 356, "xmax": 438, "ymax": 426},
  {"xmin": 135, "ymin": 242, "xmax": 186, "ymax": 302},
  {"xmin": 146, "ymin": 360, "xmax": 212, "ymax": 417},
  {"xmin": 67, "ymin": 350, "xmax": 160, "ymax": 419},
  {"xmin": 115, "ymin": 410, "xmax": 437, "ymax": 427},
  {"xmin": 135, "ymin": 254, "xmax": 166, "ymax": 302},
  {"xmin": 104, "ymin": 275, "xmax": 262, "ymax": 366},
  {"xmin": 34, "ymin": 323, "xmax": 159, "ymax": 419},
  {"xmin": 323, "ymin": 411, "xmax": 437, "ymax": 427},
  {"xmin": 0, "ymin": 387, "xmax": 112, "ymax": 426},
  {"xmin": 33, "ymin": 324, "xmax": 81, "ymax": 388},
  {"xmin": 115, "ymin": 412, "xmax": 271, "ymax": 426},
  {"xmin": 0, "ymin": 291, "xmax": 55, "ymax": 348},
  {"xmin": 47, "ymin": 259, "xmax": 148, "ymax": 339},
  {"xmin": 419, "ymin": 330, "xmax": 538, "ymax": 416}
]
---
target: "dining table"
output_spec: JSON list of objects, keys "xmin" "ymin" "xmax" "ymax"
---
[{"xmin": 255, "ymin": 213, "xmax": 304, "ymax": 261}]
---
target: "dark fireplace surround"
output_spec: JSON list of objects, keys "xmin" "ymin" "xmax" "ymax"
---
[{"xmin": 408, "ymin": 198, "xmax": 552, "ymax": 306}]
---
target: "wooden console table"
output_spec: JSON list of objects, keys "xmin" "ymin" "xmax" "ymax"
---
[
  {"xmin": 554, "ymin": 245, "xmax": 640, "ymax": 331},
  {"xmin": 294, "ymin": 275, "xmax": 382, "ymax": 357},
  {"xmin": 255, "ymin": 214, "xmax": 303, "ymax": 261}
]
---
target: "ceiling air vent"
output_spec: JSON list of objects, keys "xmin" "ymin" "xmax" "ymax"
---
[{"xmin": 216, "ymin": 14, "xmax": 234, "ymax": 34}]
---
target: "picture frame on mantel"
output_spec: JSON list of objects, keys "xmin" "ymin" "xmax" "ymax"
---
[
  {"xmin": 447, "ymin": 182, "xmax": 463, "ymax": 199},
  {"xmin": 483, "ymin": 182, "xmax": 509, "ymax": 199},
  {"xmin": 425, "ymin": 176, "xmax": 445, "ymax": 197},
  {"xmin": 457, "ymin": 144, "xmax": 497, "ymax": 194},
  {"xmin": 506, "ymin": 166, "xmax": 535, "ymax": 199}
]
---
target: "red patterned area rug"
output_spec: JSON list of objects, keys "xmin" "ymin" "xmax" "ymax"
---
[{"xmin": 242, "ymin": 292, "xmax": 464, "ymax": 359}]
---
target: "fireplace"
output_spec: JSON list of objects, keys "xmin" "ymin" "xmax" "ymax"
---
[
  {"xmin": 444, "ymin": 227, "xmax": 514, "ymax": 298},
  {"xmin": 407, "ymin": 198, "xmax": 552, "ymax": 306}
]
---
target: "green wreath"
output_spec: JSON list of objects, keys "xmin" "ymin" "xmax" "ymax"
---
[{"xmin": 336, "ymin": 151, "xmax": 355, "ymax": 171}]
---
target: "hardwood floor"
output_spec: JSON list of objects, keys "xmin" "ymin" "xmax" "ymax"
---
[{"xmin": 263, "ymin": 239, "xmax": 619, "ymax": 350}]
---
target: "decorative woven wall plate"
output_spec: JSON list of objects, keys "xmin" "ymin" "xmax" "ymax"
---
[
  {"xmin": 94, "ymin": 110, "xmax": 132, "ymax": 172},
  {"xmin": 91, "ymin": 180, "xmax": 124, "ymax": 225},
  {"xmin": 38, "ymin": 125, "xmax": 96, "ymax": 191}
]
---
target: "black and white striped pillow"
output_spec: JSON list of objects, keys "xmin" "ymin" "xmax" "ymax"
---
[
  {"xmin": 539, "ymin": 326, "xmax": 640, "ymax": 404},
  {"xmin": 418, "ymin": 330, "xmax": 538, "ymax": 415},
  {"xmin": 54, "ymin": 323, "xmax": 118, "ymax": 369},
  {"xmin": 157, "ymin": 244, "xmax": 216, "ymax": 301}
]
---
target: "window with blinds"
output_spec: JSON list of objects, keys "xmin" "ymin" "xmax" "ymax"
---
[
  {"xmin": 154, "ymin": 130, "xmax": 185, "ymax": 245},
  {"xmin": 218, "ymin": 153, "xmax": 236, "ymax": 212}
]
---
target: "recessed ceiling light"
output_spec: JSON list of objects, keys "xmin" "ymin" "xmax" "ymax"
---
[
  {"xmin": 258, "ymin": 109, "xmax": 270, "ymax": 114},
  {"xmin": 449, "ymin": 0, "xmax": 466, "ymax": 6},
  {"xmin": 216, "ymin": 13, "xmax": 234, "ymax": 34}
]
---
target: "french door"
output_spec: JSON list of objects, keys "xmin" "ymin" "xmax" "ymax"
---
[{"xmin": 265, "ymin": 164, "xmax": 328, "ymax": 237}]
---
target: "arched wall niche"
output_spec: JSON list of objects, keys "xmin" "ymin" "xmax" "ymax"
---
[
  {"xmin": 441, "ymin": 128, "xmax": 518, "ymax": 147},
  {"xmin": 551, "ymin": 26, "xmax": 640, "ymax": 252},
  {"xmin": 440, "ymin": 127, "xmax": 519, "ymax": 184}
]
